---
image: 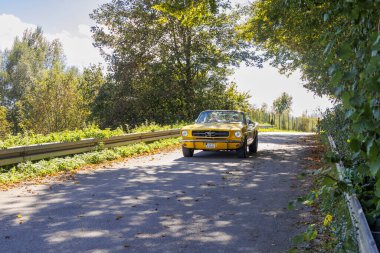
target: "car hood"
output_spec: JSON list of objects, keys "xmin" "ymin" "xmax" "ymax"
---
[{"xmin": 182, "ymin": 123, "xmax": 244, "ymax": 131}]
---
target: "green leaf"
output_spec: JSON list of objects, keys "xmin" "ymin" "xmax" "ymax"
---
[
  {"xmin": 331, "ymin": 71, "xmax": 343, "ymax": 87},
  {"xmin": 367, "ymin": 139, "xmax": 378, "ymax": 161},
  {"xmin": 369, "ymin": 157, "xmax": 380, "ymax": 178},
  {"xmin": 322, "ymin": 176, "xmax": 336, "ymax": 186},
  {"xmin": 349, "ymin": 138, "xmax": 360, "ymax": 151},
  {"xmin": 305, "ymin": 224, "xmax": 317, "ymax": 241},
  {"xmin": 349, "ymin": 95, "xmax": 364, "ymax": 107},
  {"xmin": 342, "ymin": 70, "xmax": 356, "ymax": 80},
  {"xmin": 337, "ymin": 43, "xmax": 352, "ymax": 60},
  {"xmin": 375, "ymin": 179, "xmax": 380, "ymax": 198},
  {"xmin": 341, "ymin": 91, "xmax": 351, "ymax": 107}
]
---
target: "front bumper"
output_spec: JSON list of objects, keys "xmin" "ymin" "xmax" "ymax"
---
[{"xmin": 181, "ymin": 139, "xmax": 243, "ymax": 150}]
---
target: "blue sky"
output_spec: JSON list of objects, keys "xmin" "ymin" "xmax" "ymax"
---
[
  {"xmin": 0, "ymin": 0, "xmax": 107, "ymax": 35},
  {"xmin": 0, "ymin": 0, "xmax": 333, "ymax": 116}
]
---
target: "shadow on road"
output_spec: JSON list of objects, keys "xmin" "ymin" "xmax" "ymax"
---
[{"xmin": 0, "ymin": 133, "xmax": 315, "ymax": 253}]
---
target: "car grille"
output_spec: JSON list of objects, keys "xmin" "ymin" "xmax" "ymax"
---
[{"xmin": 192, "ymin": 131, "xmax": 229, "ymax": 138}]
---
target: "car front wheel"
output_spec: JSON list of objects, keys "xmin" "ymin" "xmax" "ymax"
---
[
  {"xmin": 237, "ymin": 139, "xmax": 247, "ymax": 158},
  {"xmin": 249, "ymin": 134, "xmax": 258, "ymax": 153},
  {"xmin": 182, "ymin": 146, "xmax": 194, "ymax": 157}
]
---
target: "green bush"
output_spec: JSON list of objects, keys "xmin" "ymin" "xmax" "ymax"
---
[{"xmin": 130, "ymin": 121, "xmax": 185, "ymax": 133}]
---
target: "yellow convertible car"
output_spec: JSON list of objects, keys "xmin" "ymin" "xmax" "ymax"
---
[{"xmin": 181, "ymin": 110, "xmax": 259, "ymax": 158}]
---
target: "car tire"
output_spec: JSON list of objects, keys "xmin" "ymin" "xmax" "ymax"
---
[
  {"xmin": 182, "ymin": 146, "xmax": 194, "ymax": 157},
  {"xmin": 249, "ymin": 134, "xmax": 258, "ymax": 153},
  {"xmin": 237, "ymin": 139, "xmax": 247, "ymax": 158}
]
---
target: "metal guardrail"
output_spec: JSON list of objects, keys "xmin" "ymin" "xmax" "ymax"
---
[
  {"xmin": 0, "ymin": 129, "xmax": 180, "ymax": 167},
  {"xmin": 328, "ymin": 135, "xmax": 379, "ymax": 253}
]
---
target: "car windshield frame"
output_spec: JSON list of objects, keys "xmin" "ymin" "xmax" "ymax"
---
[{"xmin": 196, "ymin": 111, "xmax": 246, "ymax": 124}]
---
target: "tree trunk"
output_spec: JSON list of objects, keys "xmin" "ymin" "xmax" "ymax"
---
[
  {"xmin": 288, "ymin": 114, "xmax": 290, "ymax": 130},
  {"xmin": 183, "ymin": 26, "xmax": 194, "ymax": 118}
]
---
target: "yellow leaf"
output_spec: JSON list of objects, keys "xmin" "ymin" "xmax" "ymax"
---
[{"xmin": 323, "ymin": 214, "xmax": 333, "ymax": 226}]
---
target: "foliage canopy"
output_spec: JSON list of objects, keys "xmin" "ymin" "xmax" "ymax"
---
[
  {"xmin": 90, "ymin": 0, "xmax": 260, "ymax": 127},
  {"xmin": 243, "ymin": 0, "xmax": 380, "ymax": 249}
]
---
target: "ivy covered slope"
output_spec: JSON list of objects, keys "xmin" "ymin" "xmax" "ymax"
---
[{"xmin": 242, "ymin": 0, "xmax": 380, "ymax": 250}]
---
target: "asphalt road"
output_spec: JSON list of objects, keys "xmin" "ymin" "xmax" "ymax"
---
[{"xmin": 0, "ymin": 132, "xmax": 314, "ymax": 253}]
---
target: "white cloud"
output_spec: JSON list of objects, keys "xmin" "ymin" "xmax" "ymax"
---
[
  {"xmin": 0, "ymin": 14, "xmax": 36, "ymax": 51},
  {"xmin": 46, "ymin": 25, "xmax": 104, "ymax": 68},
  {"xmin": 78, "ymin": 24, "xmax": 93, "ymax": 38},
  {"xmin": 0, "ymin": 14, "xmax": 104, "ymax": 68}
]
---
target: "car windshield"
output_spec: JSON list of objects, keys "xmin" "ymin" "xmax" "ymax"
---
[{"xmin": 196, "ymin": 111, "xmax": 245, "ymax": 124}]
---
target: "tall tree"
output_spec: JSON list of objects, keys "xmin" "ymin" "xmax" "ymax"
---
[
  {"xmin": 18, "ymin": 63, "xmax": 87, "ymax": 134},
  {"xmin": 1, "ymin": 28, "xmax": 67, "ymax": 132},
  {"xmin": 223, "ymin": 83, "xmax": 251, "ymax": 111},
  {"xmin": 273, "ymin": 92, "xmax": 292, "ymax": 115},
  {"xmin": 90, "ymin": 0, "xmax": 260, "ymax": 127},
  {"xmin": 260, "ymin": 102, "xmax": 269, "ymax": 114},
  {"xmin": 0, "ymin": 51, "xmax": 7, "ymax": 106},
  {"xmin": 79, "ymin": 64, "xmax": 105, "ymax": 122},
  {"xmin": 0, "ymin": 106, "xmax": 11, "ymax": 138},
  {"xmin": 272, "ymin": 92, "xmax": 292, "ymax": 129},
  {"xmin": 5, "ymin": 28, "xmax": 50, "ymax": 103}
]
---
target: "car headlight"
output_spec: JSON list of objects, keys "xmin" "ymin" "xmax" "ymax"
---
[
  {"xmin": 182, "ymin": 130, "xmax": 188, "ymax": 137},
  {"xmin": 234, "ymin": 131, "xmax": 242, "ymax": 138}
]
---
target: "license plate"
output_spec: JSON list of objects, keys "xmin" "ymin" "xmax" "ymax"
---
[{"xmin": 205, "ymin": 143, "xmax": 216, "ymax": 148}]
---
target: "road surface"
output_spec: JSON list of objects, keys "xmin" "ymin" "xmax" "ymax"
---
[{"xmin": 0, "ymin": 132, "xmax": 314, "ymax": 253}]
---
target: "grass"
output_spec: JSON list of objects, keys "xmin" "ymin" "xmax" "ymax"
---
[
  {"xmin": 257, "ymin": 122, "xmax": 273, "ymax": 127},
  {"xmin": 0, "ymin": 137, "xmax": 181, "ymax": 186}
]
